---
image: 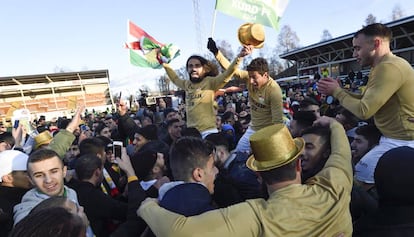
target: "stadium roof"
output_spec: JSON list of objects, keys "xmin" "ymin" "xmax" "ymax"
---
[
  {"xmin": 0, "ymin": 69, "xmax": 109, "ymax": 87},
  {"xmin": 279, "ymin": 15, "xmax": 414, "ymax": 67}
]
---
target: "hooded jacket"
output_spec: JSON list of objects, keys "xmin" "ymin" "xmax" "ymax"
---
[{"xmin": 13, "ymin": 185, "xmax": 78, "ymax": 224}]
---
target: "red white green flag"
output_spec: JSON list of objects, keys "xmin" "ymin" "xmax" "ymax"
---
[
  {"xmin": 125, "ymin": 20, "xmax": 180, "ymax": 69},
  {"xmin": 215, "ymin": 0, "xmax": 289, "ymax": 31}
]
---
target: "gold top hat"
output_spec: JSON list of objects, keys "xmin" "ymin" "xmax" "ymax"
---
[
  {"xmin": 238, "ymin": 23, "xmax": 265, "ymax": 49},
  {"xmin": 246, "ymin": 124, "xmax": 305, "ymax": 171},
  {"xmin": 34, "ymin": 131, "xmax": 53, "ymax": 149}
]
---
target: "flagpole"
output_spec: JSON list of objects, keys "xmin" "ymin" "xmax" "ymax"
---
[{"xmin": 210, "ymin": 10, "xmax": 217, "ymax": 38}]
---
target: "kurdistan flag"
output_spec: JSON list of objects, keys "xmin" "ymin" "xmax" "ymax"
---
[
  {"xmin": 215, "ymin": 0, "xmax": 289, "ymax": 31},
  {"xmin": 125, "ymin": 20, "xmax": 180, "ymax": 69}
]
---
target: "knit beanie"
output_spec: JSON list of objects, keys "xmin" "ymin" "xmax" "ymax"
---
[
  {"xmin": 136, "ymin": 124, "xmax": 158, "ymax": 141},
  {"xmin": 131, "ymin": 149, "xmax": 157, "ymax": 180}
]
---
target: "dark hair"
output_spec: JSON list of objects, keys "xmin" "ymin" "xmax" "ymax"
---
[
  {"xmin": 140, "ymin": 140, "xmax": 170, "ymax": 162},
  {"xmin": 355, "ymin": 124, "xmax": 382, "ymax": 148},
  {"xmin": 27, "ymin": 149, "xmax": 62, "ymax": 171},
  {"xmin": 204, "ymin": 133, "xmax": 229, "ymax": 151},
  {"xmin": 131, "ymin": 149, "xmax": 158, "ymax": 180},
  {"xmin": 337, "ymin": 107, "xmax": 359, "ymax": 128},
  {"xmin": 299, "ymin": 97, "xmax": 320, "ymax": 108},
  {"xmin": 94, "ymin": 121, "xmax": 108, "ymax": 136},
  {"xmin": 169, "ymin": 137, "xmax": 214, "ymax": 181},
  {"xmin": 57, "ymin": 118, "xmax": 70, "ymax": 129},
  {"xmin": 354, "ymin": 23, "xmax": 392, "ymax": 41},
  {"xmin": 181, "ymin": 127, "xmax": 201, "ymax": 138},
  {"xmin": 96, "ymin": 135, "xmax": 113, "ymax": 151},
  {"xmin": 10, "ymin": 207, "xmax": 86, "ymax": 237},
  {"xmin": 375, "ymin": 146, "xmax": 414, "ymax": 206},
  {"xmin": 291, "ymin": 111, "xmax": 317, "ymax": 136},
  {"xmin": 136, "ymin": 124, "xmax": 158, "ymax": 141},
  {"xmin": 259, "ymin": 159, "xmax": 297, "ymax": 185},
  {"xmin": 163, "ymin": 107, "xmax": 177, "ymax": 118},
  {"xmin": 0, "ymin": 131, "xmax": 15, "ymax": 147},
  {"xmin": 167, "ymin": 118, "xmax": 181, "ymax": 129},
  {"xmin": 133, "ymin": 140, "xmax": 170, "ymax": 180},
  {"xmin": 75, "ymin": 154, "xmax": 103, "ymax": 180},
  {"xmin": 301, "ymin": 126, "xmax": 331, "ymax": 181},
  {"xmin": 301, "ymin": 126, "xmax": 331, "ymax": 146},
  {"xmin": 186, "ymin": 55, "xmax": 218, "ymax": 77},
  {"xmin": 221, "ymin": 111, "xmax": 234, "ymax": 124},
  {"xmin": 30, "ymin": 196, "xmax": 69, "ymax": 214},
  {"xmin": 79, "ymin": 137, "xmax": 105, "ymax": 156},
  {"xmin": 246, "ymin": 58, "xmax": 269, "ymax": 75},
  {"xmin": 142, "ymin": 115, "xmax": 154, "ymax": 124},
  {"xmin": 71, "ymin": 137, "xmax": 79, "ymax": 146}
]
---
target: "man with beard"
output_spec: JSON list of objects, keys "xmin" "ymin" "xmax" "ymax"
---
[
  {"xmin": 138, "ymin": 117, "xmax": 353, "ymax": 237},
  {"xmin": 207, "ymin": 38, "xmax": 284, "ymax": 154},
  {"xmin": 160, "ymin": 47, "xmax": 250, "ymax": 138},
  {"xmin": 317, "ymin": 23, "xmax": 414, "ymax": 191},
  {"xmin": 351, "ymin": 124, "xmax": 382, "ymax": 166}
]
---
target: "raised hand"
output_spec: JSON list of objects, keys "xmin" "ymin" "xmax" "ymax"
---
[
  {"xmin": 117, "ymin": 99, "xmax": 128, "ymax": 116},
  {"xmin": 207, "ymin": 37, "xmax": 218, "ymax": 55},
  {"xmin": 239, "ymin": 45, "xmax": 253, "ymax": 58},
  {"xmin": 66, "ymin": 105, "xmax": 85, "ymax": 133}
]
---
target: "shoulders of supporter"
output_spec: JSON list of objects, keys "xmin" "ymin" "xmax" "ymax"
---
[
  {"xmin": 378, "ymin": 54, "xmax": 413, "ymax": 72},
  {"xmin": 232, "ymin": 151, "xmax": 249, "ymax": 161},
  {"xmin": 160, "ymin": 182, "xmax": 214, "ymax": 216},
  {"xmin": 160, "ymin": 182, "xmax": 207, "ymax": 201}
]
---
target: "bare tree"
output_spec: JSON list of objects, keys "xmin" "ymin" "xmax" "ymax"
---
[
  {"xmin": 268, "ymin": 54, "xmax": 285, "ymax": 78},
  {"xmin": 392, "ymin": 4, "xmax": 405, "ymax": 21},
  {"xmin": 277, "ymin": 25, "xmax": 300, "ymax": 54},
  {"xmin": 217, "ymin": 39, "xmax": 234, "ymax": 61},
  {"xmin": 53, "ymin": 66, "xmax": 71, "ymax": 73},
  {"xmin": 157, "ymin": 75, "xmax": 170, "ymax": 95},
  {"xmin": 277, "ymin": 25, "xmax": 300, "ymax": 68},
  {"xmin": 175, "ymin": 66, "xmax": 188, "ymax": 80},
  {"xmin": 365, "ymin": 14, "xmax": 377, "ymax": 26},
  {"xmin": 320, "ymin": 29, "xmax": 333, "ymax": 42}
]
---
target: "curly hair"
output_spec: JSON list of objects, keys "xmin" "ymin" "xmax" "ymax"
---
[{"xmin": 186, "ymin": 55, "xmax": 218, "ymax": 77}]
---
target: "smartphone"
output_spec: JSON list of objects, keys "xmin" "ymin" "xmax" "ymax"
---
[
  {"xmin": 113, "ymin": 141, "xmax": 123, "ymax": 159},
  {"xmin": 13, "ymin": 120, "xmax": 20, "ymax": 129},
  {"xmin": 80, "ymin": 124, "xmax": 88, "ymax": 132}
]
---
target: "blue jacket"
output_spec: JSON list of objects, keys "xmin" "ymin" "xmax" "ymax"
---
[
  {"xmin": 159, "ymin": 182, "xmax": 215, "ymax": 216},
  {"xmin": 213, "ymin": 151, "xmax": 264, "ymax": 207}
]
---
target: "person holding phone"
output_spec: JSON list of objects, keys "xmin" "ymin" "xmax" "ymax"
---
[{"xmin": 317, "ymin": 23, "xmax": 414, "ymax": 191}]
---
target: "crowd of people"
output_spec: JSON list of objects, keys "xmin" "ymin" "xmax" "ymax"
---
[{"xmin": 1, "ymin": 22, "xmax": 414, "ymax": 237}]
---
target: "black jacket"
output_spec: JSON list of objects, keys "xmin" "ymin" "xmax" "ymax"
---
[
  {"xmin": 0, "ymin": 186, "xmax": 28, "ymax": 236},
  {"xmin": 160, "ymin": 182, "xmax": 215, "ymax": 216},
  {"xmin": 353, "ymin": 206, "xmax": 414, "ymax": 237},
  {"xmin": 69, "ymin": 180, "xmax": 128, "ymax": 237},
  {"xmin": 213, "ymin": 151, "xmax": 264, "ymax": 207}
]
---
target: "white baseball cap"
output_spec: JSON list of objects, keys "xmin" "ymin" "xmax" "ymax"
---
[{"xmin": 0, "ymin": 150, "xmax": 29, "ymax": 182}]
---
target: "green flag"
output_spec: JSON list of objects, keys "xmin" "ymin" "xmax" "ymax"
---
[
  {"xmin": 125, "ymin": 20, "xmax": 180, "ymax": 69},
  {"xmin": 215, "ymin": 0, "xmax": 289, "ymax": 31}
]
